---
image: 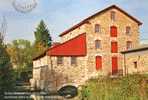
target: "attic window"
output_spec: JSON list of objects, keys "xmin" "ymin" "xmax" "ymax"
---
[{"xmin": 111, "ymin": 11, "xmax": 116, "ymax": 21}]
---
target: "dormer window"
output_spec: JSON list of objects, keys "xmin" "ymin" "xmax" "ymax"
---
[
  {"xmin": 95, "ymin": 24, "xmax": 100, "ymax": 33},
  {"xmin": 111, "ymin": 11, "xmax": 116, "ymax": 21},
  {"xmin": 126, "ymin": 26, "xmax": 131, "ymax": 35}
]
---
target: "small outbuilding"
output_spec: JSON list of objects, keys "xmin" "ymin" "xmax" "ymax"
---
[{"xmin": 121, "ymin": 45, "xmax": 148, "ymax": 75}]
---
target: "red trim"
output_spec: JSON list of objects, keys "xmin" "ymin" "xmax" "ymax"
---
[
  {"xmin": 59, "ymin": 5, "xmax": 142, "ymax": 37},
  {"xmin": 47, "ymin": 33, "xmax": 87, "ymax": 56}
]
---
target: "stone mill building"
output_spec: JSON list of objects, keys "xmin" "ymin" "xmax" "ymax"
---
[{"xmin": 31, "ymin": 5, "xmax": 144, "ymax": 90}]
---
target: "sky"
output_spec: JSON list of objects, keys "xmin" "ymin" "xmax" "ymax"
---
[{"xmin": 0, "ymin": 0, "xmax": 148, "ymax": 43}]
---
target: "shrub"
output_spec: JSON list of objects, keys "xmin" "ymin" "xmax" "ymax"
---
[{"xmin": 79, "ymin": 74, "xmax": 148, "ymax": 100}]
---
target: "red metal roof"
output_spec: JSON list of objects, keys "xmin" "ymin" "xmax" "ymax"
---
[
  {"xmin": 47, "ymin": 33, "xmax": 87, "ymax": 56},
  {"xmin": 59, "ymin": 5, "xmax": 142, "ymax": 37}
]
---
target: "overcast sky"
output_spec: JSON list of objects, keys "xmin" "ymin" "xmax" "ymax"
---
[{"xmin": 0, "ymin": 0, "xmax": 148, "ymax": 43}]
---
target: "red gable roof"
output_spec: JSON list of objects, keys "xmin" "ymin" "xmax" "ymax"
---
[
  {"xmin": 47, "ymin": 33, "xmax": 86, "ymax": 56},
  {"xmin": 59, "ymin": 5, "xmax": 142, "ymax": 37}
]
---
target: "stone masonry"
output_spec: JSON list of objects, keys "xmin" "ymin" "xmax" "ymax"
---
[{"xmin": 31, "ymin": 5, "xmax": 142, "ymax": 91}]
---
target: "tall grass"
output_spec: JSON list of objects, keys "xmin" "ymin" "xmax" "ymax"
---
[{"xmin": 79, "ymin": 74, "xmax": 148, "ymax": 100}]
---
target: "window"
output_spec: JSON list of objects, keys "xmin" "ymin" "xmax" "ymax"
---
[
  {"xmin": 126, "ymin": 26, "xmax": 131, "ymax": 35},
  {"xmin": 134, "ymin": 61, "xmax": 137, "ymax": 68},
  {"xmin": 111, "ymin": 11, "xmax": 116, "ymax": 21},
  {"xmin": 110, "ymin": 26, "xmax": 117, "ymax": 37},
  {"xmin": 95, "ymin": 40, "xmax": 101, "ymax": 49},
  {"xmin": 112, "ymin": 56, "xmax": 118, "ymax": 74},
  {"xmin": 127, "ymin": 41, "xmax": 132, "ymax": 50},
  {"xmin": 57, "ymin": 57, "xmax": 63, "ymax": 65},
  {"xmin": 71, "ymin": 57, "xmax": 77, "ymax": 65},
  {"xmin": 96, "ymin": 56, "xmax": 102, "ymax": 70},
  {"xmin": 95, "ymin": 24, "xmax": 100, "ymax": 33},
  {"xmin": 111, "ymin": 41, "xmax": 118, "ymax": 53}
]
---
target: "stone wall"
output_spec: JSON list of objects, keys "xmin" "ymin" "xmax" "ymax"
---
[
  {"xmin": 31, "ymin": 7, "xmax": 141, "ymax": 90},
  {"xmin": 31, "ymin": 55, "xmax": 51, "ymax": 90},
  {"xmin": 33, "ymin": 55, "xmax": 48, "ymax": 80},
  {"xmin": 60, "ymin": 24, "xmax": 87, "ymax": 43},
  {"xmin": 49, "ymin": 56, "xmax": 88, "ymax": 87},
  {"xmin": 48, "ymin": 7, "xmax": 140, "ymax": 86},
  {"xmin": 85, "ymin": 8, "xmax": 140, "ymax": 75},
  {"xmin": 123, "ymin": 50, "xmax": 148, "ymax": 74}
]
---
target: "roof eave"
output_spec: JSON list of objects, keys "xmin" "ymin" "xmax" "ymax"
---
[
  {"xmin": 59, "ymin": 5, "xmax": 142, "ymax": 37},
  {"xmin": 121, "ymin": 47, "xmax": 148, "ymax": 54}
]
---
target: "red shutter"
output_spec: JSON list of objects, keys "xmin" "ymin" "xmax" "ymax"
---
[
  {"xmin": 111, "ymin": 41, "xmax": 118, "ymax": 53},
  {"xmin": 112, "ymin": 56, "xmax": 118, "ymax": 74},
  {"xmin": 96, "ymin": 56, "xmax": 102, "ymax": 70},
  {"xmin": 111, "ymin": 26, "xmax": 117, "ymax": 37}
]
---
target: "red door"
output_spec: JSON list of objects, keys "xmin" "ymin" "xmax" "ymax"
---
[
  {"xmin": 112, "ymin": 56, "xmax": 118, "ymax": 74},
  {"xmin": 96, "ymin": 56, "xmax": 102, "ymax": 70}
]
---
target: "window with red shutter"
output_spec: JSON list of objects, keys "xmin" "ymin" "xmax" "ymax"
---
[
  {"xmin": 111, "ymin": 41, "xmax": 118, "ymax": 53},
  {"xmin": 110, "ymin": 26, "xmax": 117, "ymax": 37},
  {"xmin": 112, "ymin": 56, "xmax": 118, "ymax": 74},
  {"xmin": 96, "ymin": 56, "xmax": 102, "ymax": 70}
]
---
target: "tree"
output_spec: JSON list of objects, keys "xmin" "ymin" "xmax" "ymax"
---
[
  {"xmin": 0, "ymin": 32, "xmax": 15, "ymax": 98},
  {"xmin": 34, "ymin": 20, "xmax": 52, "ymax": 47},
  {"xmin": 33, "ymin": 20, "xmax": 52, "ymax": 58},
  {"xmin": 6, "ymin": 39, "xmax": 33, "ymax": 81}
]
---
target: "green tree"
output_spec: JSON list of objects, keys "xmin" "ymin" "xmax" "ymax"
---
[
  {"xmin": 33, "ymin": 20, "xmax": 52, "ymax": 58},
  {"xmin": 6, "ymin": 39, "xmax": 33, "ymax": 80},
  {"xmin": 0, "ymin": 32, "xmax": 15, "ymax": 98},
  {"xmin": 34, "ymin": 20, "xmax": 52, "ymax": 47}
]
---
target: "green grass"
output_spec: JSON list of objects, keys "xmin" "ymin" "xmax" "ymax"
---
[{"xmin": 78, "ymin": 74, "xmax": 148, "ymax": 100}]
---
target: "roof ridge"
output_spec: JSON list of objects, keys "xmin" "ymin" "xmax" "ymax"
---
[{"xmin": 59, "ymin": 4, "xmax": 142, "ymax": 37}]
